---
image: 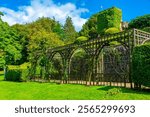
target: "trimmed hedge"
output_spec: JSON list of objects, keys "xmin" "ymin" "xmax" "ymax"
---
[
  {"xmin": 5, "ymin": 69, "xmax": 22, "ymax": 82},
  {"xmin": 97, "ymin": 7, "xmax": 122, "ymax": 34},
  {"xmin": 104, "ymin": 27, "xmax": 120, "ymax": 35},
  {"xmin": 74, "ymin": 36, "xmax": 88, "ymax": 44},
  {"xmin": 5, "ymin": 63, "xmax": 30, "ymax": 82},
  {"xmin": 132, "ymin": 44, "xmax": 150, "ymax": 87}
]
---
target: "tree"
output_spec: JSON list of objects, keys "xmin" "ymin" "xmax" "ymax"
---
[
  {"xmin": 0, "ymin": 11, "xmax": 4, "ymax": 18},
  {"xmin": 129, "ymin": 14, "xmax": 150, "ymax": 29},
  {"xmin": 28, "ymin": 29, "xmax": 64, "ymax": 79},
  {"xmin": 0, "ymin": 16, "xmax": 22, "ymax": 68},
  {"xmin": 28, "ymin": 17, "xmax": 65, "ymax": 40},
  {"xmin": 12, "ymin": 17, "xmax": 65, "ymax": 64},
  {"xmin": 79, "ymin": 13, "xmax": 98, "ymax": 39},
  {"xmin": 63, "ymin": 16, "xmax": 77, "ymax": 44},
  {"xmin": 12, "ymin": 24, "xmax": 29, "ymax": 64}
]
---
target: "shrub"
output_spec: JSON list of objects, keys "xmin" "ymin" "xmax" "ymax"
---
[
  {"xmin": 5, "ymin": 63, "xmax": 30, "ymax": 82},
  {"xmin": 5, "ymin": 69, "xmax": 22, "ymax": 82},
  {"xmin": 104, "ymin": 27, "xmax": 120, "ymax": 35},
  {"xmin": 97, "ymin": 7, "xmax": 122, "ymax": 34},
  {"xmin": 74, "ymin": 36, "xmax": 88, "ymax": 44},
  {"xmin": 132, "ymin": 44, "xmax": 150, "ymax": 87}
]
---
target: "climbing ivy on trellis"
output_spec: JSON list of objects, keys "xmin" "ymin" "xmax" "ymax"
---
[{"xmin": 97, "ymin": 7, "xmax": 122, "ymax": 34}]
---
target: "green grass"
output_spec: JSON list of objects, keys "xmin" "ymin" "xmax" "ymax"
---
[{"xmin": 0, "ymin": 73, "xmax": 150, "ymax": 100}]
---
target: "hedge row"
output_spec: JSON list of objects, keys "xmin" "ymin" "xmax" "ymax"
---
[
  {"xmin": 5, "ymin": 63, "xmax": 30, "ymax": 82},
  {"xmin": 132, "ymin": 44, "xmax": 150, "ymax": 87}
]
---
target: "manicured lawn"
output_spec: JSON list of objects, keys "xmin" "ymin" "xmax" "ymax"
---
[{"xmin": 0, "ymin": 73, "xmax": 150, "ymax": 100}]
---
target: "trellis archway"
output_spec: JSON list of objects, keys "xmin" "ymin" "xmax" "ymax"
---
[
  {"xmin": 39, "ymin": 29, "xmax": 150, "ymax": 88},
  {"xmin": 49, "ymin": 52, "xmax": 64, "ymax": 83},
  {"xmin": 68, "ymin": 48, "xmax": 89, "ymax": 84}
]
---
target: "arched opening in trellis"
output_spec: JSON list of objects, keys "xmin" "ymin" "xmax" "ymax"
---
[
  {"xmin": 69, "ymin": 48, "xmax": 89, "ymax": 84},
  {"xmin": 49, "ymin": 53, "xmax": 63, "ymax": 83},
  {"xmin": 142, "ymin": 39, "xmax": 150, "ymax": 45},
  {"xmin": 95, "ymin": 42, "xmax": 130, "ymax": 87}
]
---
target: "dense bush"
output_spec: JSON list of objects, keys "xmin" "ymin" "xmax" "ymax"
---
[
  {"xmin": 74, "ymin": 36, "xmax": 88, "ymax": 44},
  {"xmin": 5, "ymin": 69, "xmax": 22, "ymax": 82},
  {"xmin": 129, "ymin": 14, "xmax": 150, "ymax": 29},
  {"xmin": 97, "ymin": 7, "xmax": 122, "ymax": 34},
  {"xmin": 132, "ymin": 44, "xmax": 150, "ymax": 87},
  {"xmin": 5, "ymin": 63, "xmax": 30, "ymax": 81},
  {"xmin": 104, "ymin": 27, "xmax": 120, "ymax": 35}
]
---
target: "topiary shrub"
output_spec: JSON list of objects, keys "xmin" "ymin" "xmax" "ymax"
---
[
  {"xmin": 74, "ymin": 36, "xmax": 88, "ymax": 44},
  {"xmin": 104, "ymin": 27, "xmax": 120, "ymax": 35},
  {"xmin": 132, "ymin": 44, "xmax": 150, "ymax": 88},
  {"xmin": 97, "ymin": 7, "xmax": 122, "ymax": 34}
]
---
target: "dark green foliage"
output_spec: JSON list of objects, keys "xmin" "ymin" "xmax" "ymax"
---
[
  {"xmin": 5, "ymin": 69, "xmax": 22, "ymax": 82},
  {"xmin": 70, "ymin": 49, "xmax": 89, "ymax": 80},
  {"xmin": 104, "ymin": 27, "xmax": 120, "ymax": 34},
  {"xmin": 50, "ymin": 58, "xmax": 63, "ymax": 80},
  {"xmin": 132, "ymin": 44, "xmax": 150, "ymax": 87},
  {"xmin": 63, "ymin": 16, "xmax": 77, "ymax": 44},
  {"xmin": 12, "ymin": 24, "xmax": 29, "ymax": 64},
  {"xmin": 97, "ymin": 7, "xmax": 122, "ymax": 34},
  {"xmin": 74, "ymin": 36, "xmax": 88, "ymax": 44},
  {"xmin": 129, "ymin": 14, "xmax": 150, "ymax": 29},
  {"xmin": 142, "ymin": 27, "xmax": 150, "ymax": 33},
  {"xmin": 0, "ymin": 12, "xmax": 4, "ymax": 18},
  {"xmin": 79, "ymin": 13, "xmax": 98, "ymax": 39},
  {"xmin": 5, "ymin": 63, "xmax": 30, "ymax": 81}
]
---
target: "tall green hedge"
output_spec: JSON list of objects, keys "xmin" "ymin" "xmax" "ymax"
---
[
  {"xmin": 97, "ymin": 7, "xmax": 122, "ymax": 34},
  {"xmin": 132, "ymin": 44, "xmax": 150, "ymax": 87}
]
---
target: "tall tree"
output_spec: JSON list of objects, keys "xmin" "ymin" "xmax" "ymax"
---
[
  {"xmin": 79, "ymin": 13, "xmax": 98, "ymax": 39},
  {"xmin": 63, "ymin": 16, "xmax": 77, "ymax": 44},
  {"xmin": 0, "ymin": 16, "xmax": 22, "ymax": 68},
  {"xmin": 12, "ymin": 24, "xmax": 29, "ymax": 64},
  {"xmin": 129, "ymin": 14, "xmax": 150, "ymax": 29}
]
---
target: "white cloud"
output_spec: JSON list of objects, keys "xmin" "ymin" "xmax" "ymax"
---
[{"xmin": 0, "ymin": 0, "xmax": 88, "ymax": 31}]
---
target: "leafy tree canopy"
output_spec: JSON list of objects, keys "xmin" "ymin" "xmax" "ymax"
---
[
  {"xmin": 129, "ymin": 14, "xmax": 150, "ymax": 29},
  {"xmin": 79, "ymin": 13, "xmax": 98, "ymax": 39},
  {"xmin": 0, "ymin": 18, "xmax": 22, "ymax": 67}
]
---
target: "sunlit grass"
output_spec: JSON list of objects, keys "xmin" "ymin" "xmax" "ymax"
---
[{"xmin": 0, "ymin": 73, "xmax": 150, "ymax": 100}]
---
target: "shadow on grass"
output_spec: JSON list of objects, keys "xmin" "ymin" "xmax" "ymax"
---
[{"xmin": 97, "ymin": 86, "xmax": 150, "ymax": 95}]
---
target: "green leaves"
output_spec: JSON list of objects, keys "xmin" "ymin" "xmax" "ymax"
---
[
  {"xmin": 132, "ymin": 44, "xmax": 150, "ymax": 87},
  {"xmin": 63, "ymin": 16, "xmax": 77, "ymax": 44},
  {"xmin": 97, "ymin": 7, "xmax": 122, "ymax": 35},
  {"xmin": 79, "ymin": 14, "xmax": 98, "ymax": 39},
  {"xmin": 0, "ymin": 18, "xmax": 22, "ymax": 66},
  {"xmin": 129, "ymin": 14, "xmax": 150, "ymax": 29}
]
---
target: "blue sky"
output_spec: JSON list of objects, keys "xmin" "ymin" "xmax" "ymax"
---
[{"xmin": 0, "ymin": 0, "xmax": 150, "ymax": 31}]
